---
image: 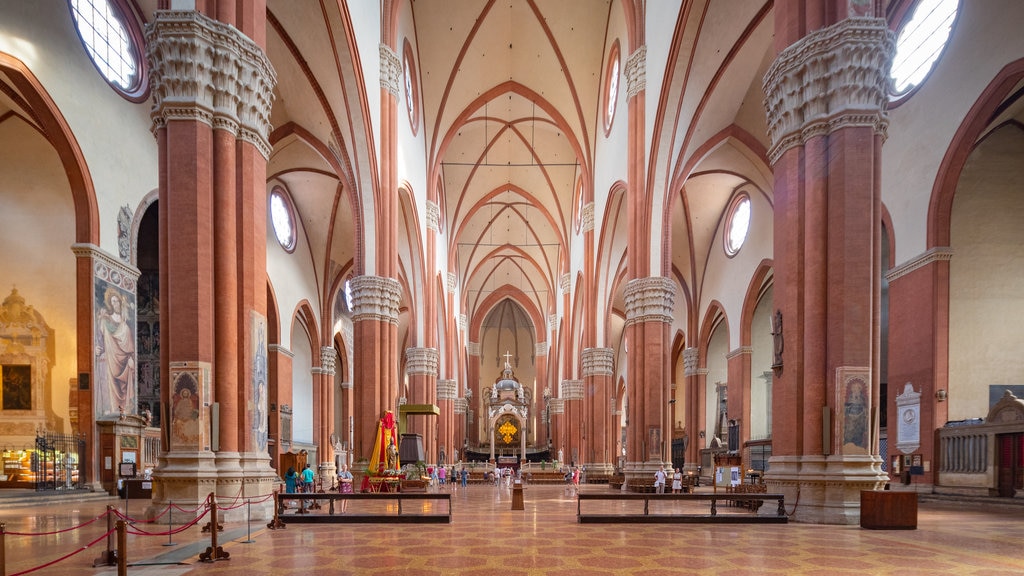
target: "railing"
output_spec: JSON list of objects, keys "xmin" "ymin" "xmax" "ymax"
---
[
  {"xmin": 576, "ymin": 492, "xmax": 787, "ymax": 523},
  {"xmin": 937, "ymin": 428, "xmax": 988, "ymax": 474}
]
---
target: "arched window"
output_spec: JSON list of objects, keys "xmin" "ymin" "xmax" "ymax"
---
[
  {"xmin": 889, "ymin": 0, "xmax": 959, "ymax": 103},
  {"xmin": 603, "ymin": 41, "xmax": 621, "ymax": 135},
  {"xmin": 68, "ymin": 0, "xmax": 147, "ymax": 100},
  {"xmin": 403, "ymin": 39, "xmax": 420, "ymax": 135},
  {"xmin": 269, "ymin": 186, "xmax": 297, "ymax": 253},
  {"xmin": 724, "ymin": 193, "xmax": 751, "ymax": 257}
]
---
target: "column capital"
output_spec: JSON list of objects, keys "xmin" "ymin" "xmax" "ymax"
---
[
  {"xmin": 458, "ymin": 313, "xmax": 468, "ymax": 332},
  {"xmin": 560, "ymin": 379, "xmax": 584, "ymax": 400},
  {"xmin": 426, "ymin": 201, "xmax": 440, "ymax": 232},
  {"xmin": 560, "ymin": 273, "xmax": 571, "ymax": 295},
  {"xmin": 548, "ymin": 397, "xmax": 565, "ymax": 415},
  {"xmin": 582, "ymin": 347, "xmax": 614, "ymax": 377},
  {"xmin": 379, "ymin": 43, "xmax": 402, "ymax": 98},
  {"xmin": 683, "ymin": 347, "xmax": 699, "ymax": 376},
  {"xmin": 349, "ymin": 275, "xmax": 401, "ymax": 324},
  {"xmin": 437, "ymin": 379, "xmax": 458, "ymax": 401},
  {"xmin": 624, "ymin": 277, "xmax": 675, "ymax": 326},
  {"xmin": 548, "ymin": 314, "xmax": 559, "ymax": 331},
  {"xmin": 146, "ymin": 10, "xmax": 277, "ymax": 158},
  {"xmin": 447, "ymin": 272, "xmax": 458, "ymax": 293},
  {"xmin": 453, "ymin": 397, "xmax": 468, "ymax": 414},
  {"xmin": 625, "ymin": 45, "xmax": 646, "ymax": 99},
  {"xmin": 467, "ymin": 341, "xmax": 480, "ymax": 356},
  {"xmin": 535, "ymin": 342, "xmax": 548, "ymax": 357},
  {"xmin": 763, "ymin": 17, "xmax": 895, "ymax": 165},
  {"xmin": 581, "ymin": 201, "xmax": 595, "ymax": 232},
  {"xmin": 405, "ymin": 347, "xmax": 439, "ymax": 376},
  {"xmin": 320, "ymin": 346, "xmax": 337, "ymax": 376},
  {"xmin": 268, "ymin": 343, "xmax": 293, "ymax": 357}
]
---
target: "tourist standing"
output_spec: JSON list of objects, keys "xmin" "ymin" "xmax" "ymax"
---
[
  {"xmin": 672, "ymin": 468, "xmax": 683, "ymax": 493},
  {"xmin": 301, "ymin": 463, "xmax": 315, "ymax": 492},
  {"xmin": 461, "ymin": 467, "xmax": 468, "ymax": 487},
  {"xmin": 337, "ymin": 464, "xmax": 354, "ymax": 513},
  {"xmin": 438, "ymin": 465, "xmax": 447, "ymax": 486},
  {"xmin": 655, "ymin": 465, "xmax": 667, "ymax": 494},
  {"xmin": 284, "ymin": 466, "xmax": 298, "ymax": 494}
]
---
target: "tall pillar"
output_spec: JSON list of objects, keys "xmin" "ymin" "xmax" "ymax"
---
[
  {"xmin": 315, "ymin": 346, "xmax": 337, "ymax": 478},
  {"xmin": 437, "ymin": 379, "xmax": 457, "ymax": 464},
  {"xmin": 623, "ymin": 278, "xmax": 675, "ymax": 484},
  {"xmin": 762, "ymin": 11, "xmax": 893, "ymax": 523},
  {"xmin": 560, "ymin": 379, "xmax": 584, "ymax": 465},
  {"xmin": 533, "ymin": 342, "xmax": 549, "ymax": 451},
  {"xmin": 350, "ymin": 275, "xmax": 401, "ymax": 466},
  {"xmin": 466, "ymin": 341, "xmax": 481, "ymax": 447},
  {"xmin": 681, "ymin": 346, "xmax": 700, "ymax": 472},
  {"xmin": 405, "ymin": 346, "xmax": 439, "ymax": 460},
  {"xmin": 582, "ymin": 347, "xmax": 614, "ymax": 474},
  {"xmin": 146, "ymin": 8, "xmax": 277, "ymax": 520}
]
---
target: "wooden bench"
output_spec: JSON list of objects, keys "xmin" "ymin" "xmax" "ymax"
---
[
  {"xmin": 270, "ymin": 492, "xmax": 452, "ymax": 525},
  {"xmin": 526, "ymin": 471, "xmax": 567, "ymax": 484},
  {"xmin": 576, "ymin": 492, "xmax": 787, "ymax": 524}
]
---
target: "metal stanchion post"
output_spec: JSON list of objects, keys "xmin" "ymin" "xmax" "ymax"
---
[
  {"xmin": 163, "ymin": 500, "xmax": 176, "ymax": 547},
  {"xmin": 241, "ymin": 498, "xmax": 255, "ymax": 543}
]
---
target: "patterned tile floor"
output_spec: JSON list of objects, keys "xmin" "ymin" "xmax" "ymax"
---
[{"xmin": 3, "ymin": 483, "xmax": 1023, "ymax": 575}]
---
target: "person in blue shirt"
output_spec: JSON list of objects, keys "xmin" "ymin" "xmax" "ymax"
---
[
  {"xmin": 284, "ymin": 466, "xmax": 298, "ymax": 493},
  {"xmin": 301, "ymin": 463, "xmax": 315, "ymax": 492}
]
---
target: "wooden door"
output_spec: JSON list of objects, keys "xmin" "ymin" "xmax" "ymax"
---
[{"xmin": 996, "ymin": 433, "xmax": 1023, "ymax": 497}]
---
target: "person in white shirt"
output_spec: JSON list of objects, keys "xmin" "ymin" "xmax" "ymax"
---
[{"xmin": 654, "ymin": 465, "xmax": 667, "ymax": 494}]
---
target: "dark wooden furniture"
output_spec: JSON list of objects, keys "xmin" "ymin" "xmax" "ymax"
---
[
  {"xmin": 576, "ymin": 492, "xmax": 787, "ymax": 524},
  {"xmin": 274, "ymin": 492, "xmax": 452, "ymax": 524},
  {"xmin": 860, "ymin": 490, "xmax": 917, "ymax": 529}
]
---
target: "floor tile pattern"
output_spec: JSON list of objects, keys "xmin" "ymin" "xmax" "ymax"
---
[{"xmin": 3, "ymin": 484, "xmax": 1023, "ymax": 575}]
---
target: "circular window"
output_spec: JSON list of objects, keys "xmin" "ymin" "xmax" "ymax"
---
[
  {"xmin": 603, "ymin": 41, "xmax": 621, "ymax": 135},
  {"xmin": 403, "ymin": 40, "xmax": 419, "ymax": 135},
  {"xmin": 889, "ymin": 0, "xmax": 959, "ymax": 102},
  {"xmin": 269, "ymin": 187, "xmax": 297, "ymax": 252},
  {"xmin": 724, "ymin": 194, "xmax": 751, "ymax": 257},
  {"xmin": 68, "ymin": 0, "xmax": 147, "ymax": 101}
]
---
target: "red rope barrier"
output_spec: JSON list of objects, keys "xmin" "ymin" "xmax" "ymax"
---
[
  {"xmin": 10, "ymin": 528, "xmax": 114, "ymax": 576},
  {"xmin": 124, "ymin": 507, "xmax": 209, "ymax": 537},
  {"xmin": 5, "ymin": 509, "xmax": 110, "ymax": 536}
]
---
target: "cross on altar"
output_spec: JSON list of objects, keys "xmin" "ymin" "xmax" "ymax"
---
[{"xmin": 503, "ymin": 350, "xmax": 513, "ymax": 369}]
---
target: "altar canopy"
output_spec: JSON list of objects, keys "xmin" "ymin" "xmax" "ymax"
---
[{"xmin": 367, "ymin": 411, "xmax": 401, "ymax": 475}]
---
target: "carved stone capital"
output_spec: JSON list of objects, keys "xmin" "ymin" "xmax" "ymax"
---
[
  {"xmin": 405, "ymin": 347, "xmax": 439, "ymax": 376},
  {"xmin": 349, "ymin": 276, "xmax": 402, "ymax": 324},
  {"xmin": 548, "ymin": 397, "xmax": 565, "ymax": 415},
  {"xmin": 885, "ymin": 247, "xmax": 953, "ymax": 283},
  {"xmin": 458, "ymin": 314, "xmax": 468, "ymax": 332},
  {"xmin": 320, "ymin": 347, "xmax": 337, "ymax": 376},
  {"xmin": 581, "ymin": 201, "xmax": 595, "ymax": 232},
  {"xmin": 146, "ymin": 10, "xmax": 277, "ymax": 158},
  {"xmin": 560, "ymin": 380, "xmax": 584, "ymax": 400},
  {"xmin": 548, "ymin": 314, "xmax": 559, "ymax": 331},
  {"xmin": 453, "ymin": 397, "xmax": 468, "ymax": 414},
  {"xmin": 560, "ymin": 273, "xmax": 571, "ymax": 295},
  {"xmin": 447, "ymin": 272, "xmax": 457, "ymax": 293},
  {"xmin": 582, "ymin": 347, "xmax": 614, "ymax": 377},
  {"xmin": 426, "ymin": 201, "xmax": 440, "ymax": 232},
  {"xmin": 625, "ymin": 45, "xmax": 646, "ymax": 99},
  {"xmin": 467, "ymin": 342, "xmax": 480, "ymax": 356},
  {"xmin": 763, "ymin": 17, "xmax": 895, "ymax": 165},
  {"xmin": 624, "ymin": 277, "xmax": 675, "ymax": 326},
  {"xmin": 683, "ymin": 347, "xmax": 699, "ymax": 377},
  {"xmin": 380, "ymin": 43, "xmax": 402, "ymax": 98},
  {"xmin": 535, "ymin": 342, "xmax": 548, "ymax": 357},
  {"xmin": 437, "ymin": 379, "xmax": 458, "ymax": 401}
]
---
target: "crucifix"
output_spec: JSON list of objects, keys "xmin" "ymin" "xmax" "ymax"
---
[{"xmin": 503, "ymin": 350, "xmax": 513, "ymax": 370}]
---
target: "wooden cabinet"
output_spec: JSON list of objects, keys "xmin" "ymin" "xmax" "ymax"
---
[{"xmin": 860, "ymin": 490, "xmax": 917, "ymax": 529}]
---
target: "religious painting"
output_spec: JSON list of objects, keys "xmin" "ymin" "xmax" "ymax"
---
[
  {"xmin": 169, "ymin": 361, "xmax": 208, "ymax": 451},
  {"xmin": 835, "ymin": 367, "xmax": 871, "ymax": 455},
  {"xmin": 93, "ymin": 270, "xmax": 138, "ymax": 417},
  {"xmin": 648, "ymin": 426, "xmax": 662, "ymax": 459},
  {"xmin": 1, "ymin": 364, "xmax": 31, "ymax": 410},
  {"xmin": 494, "ymin": 415, "xmax": 520, "ymax": 445},
  {"xmin": 251, "ymin": 312, "xmax": 269, "ymax": 453}
]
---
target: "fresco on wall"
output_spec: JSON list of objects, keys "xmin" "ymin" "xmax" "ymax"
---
[
  {"xmin": 251, "ymin": 312, "xmax": 268, "ymax": 453},
  {"xmin": 170, "ymin": 370, "xmax": 201, "ymax": 449},
  {"xmin": 837, "ymin": 368, "xmax": 871, "ymax": 455},
  {"xmin": 94, "ymin": 274, "xmax": 137, "ymax": 417},
  {"xmin": 136, "ymin": 271, "xmax": 160, "ymax": 425}
]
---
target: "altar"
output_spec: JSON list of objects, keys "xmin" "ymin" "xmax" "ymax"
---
[{"xmin": 487, "ymin": 354, "xmax": 530, "ymax": 463}]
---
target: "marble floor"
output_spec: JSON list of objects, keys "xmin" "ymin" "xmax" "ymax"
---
[{"xmin": 3, "ymin": 483, "xmax": 1023, "ymax": 576}]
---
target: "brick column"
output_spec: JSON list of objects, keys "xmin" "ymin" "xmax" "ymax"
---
[
  {"xmin": 582, "ymin": 347, "xmax": 614, "ymax": 474},
  {"xmin": 466, "ymin": 341, "xmax": 481, "ymax": 447},
  {"xmin": 350, "ymin": 275, "xmax": 401, "ymax": 464},
  {"xmin": 405, "ymin": 346, "xmax": 439, "ymax": 460},
  {"xmin": 560, "ymin": 379, "xmax": 584, "ymax": 466},
  {"xmin": 314, "ymin": 346, "xmax": 337, "ymax": 478},
  {"xmin": 146, "ymin": 8, "xmax": 277, "ymax": 520},
  {"xmin": 726, "ymin": 346, "xmax": 752, "ymax": 461},
  {"xmin": 763, "ymin": 11, "xmax": 893, "ymax": 523},
  {"xmin": 623, "ymin": 277, "xmax": 675, "ymax": 486}
]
